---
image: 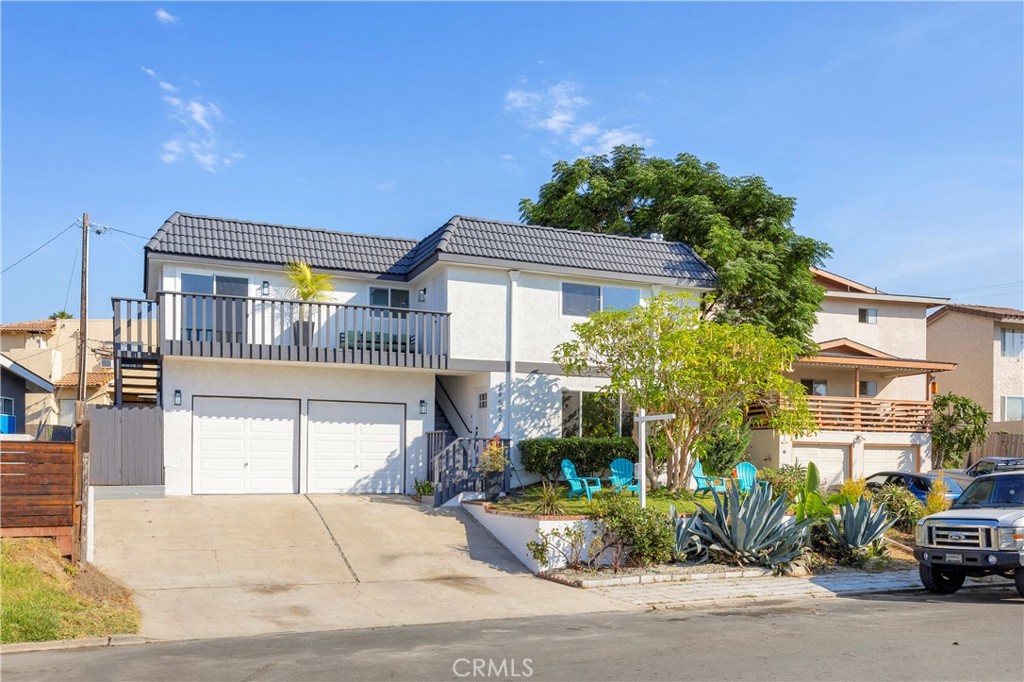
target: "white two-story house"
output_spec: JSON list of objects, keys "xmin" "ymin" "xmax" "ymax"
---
[
  {"xmin": 113, "ymin": 212, "xmax": 716, "ymax": 497},
  {"xmin": 748, "ymin": 269, "xmax": 956, "ymax": 486}
]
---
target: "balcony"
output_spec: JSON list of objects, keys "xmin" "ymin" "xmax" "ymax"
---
[
  {"xmin": 112, "ymin": 292, "xmax": 451, "ymax": 369},
  {"xmin": 748, "ymin": 396, "xmax": 932, "ymax": 433}
]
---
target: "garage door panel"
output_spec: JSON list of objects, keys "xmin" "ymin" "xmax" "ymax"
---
[
  {"xmin": 193, "ymin": 398, "xmax": 298, "ymax": 494},
  {"xmin": 863, "ymin": 446, "xmax": 917, "ymax": 477},
  {"xmin": 794, "ymin": 445, "xmax": 848, "ymax": 487},
  {"xmin": 308, "ymin": 401, "xmax": 404, "ymax": 494}
]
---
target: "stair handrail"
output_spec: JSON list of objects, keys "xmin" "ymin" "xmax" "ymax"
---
[{"xmin": 434, "ymin": 378, "xmax": 471, "ymax": 437}]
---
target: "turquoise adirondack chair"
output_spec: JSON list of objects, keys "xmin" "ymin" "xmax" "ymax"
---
[
  {"xmin": 609, "ymin": 458, "xmax": 640, "ymax": 495},
  {"xmin": 733, "ymin": 461, "xmax": 762, "ymax": 493},
  {"xmin": 691, "ymin": 459, "xmax": 727, "ymax": 494},
  {"xmin": 561, "ymin": 459, "xmax": 602, "ymax": 501}
]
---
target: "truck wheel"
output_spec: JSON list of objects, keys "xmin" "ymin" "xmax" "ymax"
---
[
  {"xmin": 919, "ymin": 564, "xmax": 965, "ymax": 594},
  {"xmin": 1015, "ymin": 570, "xmax": 1024, "ymax": 598}
]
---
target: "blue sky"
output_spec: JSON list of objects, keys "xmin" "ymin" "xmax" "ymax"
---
[{"xmin": 2, "ymin": 2, "xmax": 1022, "ymax": 323}]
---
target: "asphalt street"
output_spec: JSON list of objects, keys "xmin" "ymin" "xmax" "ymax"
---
[{"xmin": 4, "ymin": 587, "xmax": 1022, "ymax": 682}]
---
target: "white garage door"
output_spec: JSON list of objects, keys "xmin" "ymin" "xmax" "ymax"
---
[
  {"xmin": 193, "ymin": 398, "xmax": 299, "ymax": 494},
  {"xmin": 308, "ymin": 401, "xmax": 404, "ymax": 493},
  {"xmin": 862, "ymin": 446, "xmax": 917, "ymax": 478},
  {"xmin": 793, "ymin": 444, "xmax": 849, "ymax": 487}
]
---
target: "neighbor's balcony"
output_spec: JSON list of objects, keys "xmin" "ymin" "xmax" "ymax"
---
[
  {"xmin": 748, "ymin": 395, "xmax": 932, "ymax": 433},
  {"xmin": 112, "ymin": 292, "xmax": 451, "ymax": 369}
]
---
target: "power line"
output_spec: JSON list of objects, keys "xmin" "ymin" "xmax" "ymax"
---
[
  {"xmin": 1, "ymin": 220, "xmax": 80, "ymax": 274},
  {"xmin": 90, "ymin": 222, "xmax": 147, "ymax": 240},
  {"xmin": 62, "ymin": 243, "xmax": 80, "ymax": 313},
  {"xmin": 921, "ymin": 280, "xmax": 1023, "ymax": 296}
]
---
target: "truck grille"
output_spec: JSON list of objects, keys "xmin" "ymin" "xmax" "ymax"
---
[{"xmin": 926, "ymin": 524, "xmax": 994, "ymax": 550}]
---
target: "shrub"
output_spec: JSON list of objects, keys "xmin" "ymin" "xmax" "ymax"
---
[
  {"xmin": 696, "ymin": 421, "xmax": 752, "ymax": 477},
  {"xmin": 520, "ymin": 437, "xmax": 637, "ymax": 482},
  {"xmin": 833, "ymin": 477, "xmax": 870, "ymax": 506},
  {"xmin": 759, "ymin": 463, "xmax": 807, "ymax": 501},
  {"xmin": 529, "ymin": 481, "xmax": 567, "ymax": 516},
  {"xmin": 924, "ymin": 475, "xmax": 953, "ymax": 516},
  {"xmin": 413, "ymin": 479, "xmax": 434, "ymax": 497},
  {"xmin": 872, "ymin": 484, "xmax": 924, "ymax": 532},
  {"xmin": 674, "ymin": 484, "xmax": 813, "ymax": 569},
  {"xmin": 527, "ymin": 522, "xmax": 599, "ymax": 571},
  {"xmin": 591, "ymin": 493, "xmax": 674, "ymax": 569}
]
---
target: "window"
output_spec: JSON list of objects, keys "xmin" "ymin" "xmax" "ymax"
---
[
  {"xmin": 561, "ymin": 390, "xmax": 632, "ymax": 438},
  {"xmin": 858, "ymin": 308, "xmax": 878, "ymax": 324},
  {"xmin": 58, "ymin": 399, "xmax": 76, "ymax": 428},
  {"xmin": 180, "ymin": 273, "xmax": 249, "ymax": 342},
  {"xmin": 100, "ymin": 358, "xmax": 114, "ymax": 369},
  {"xmin": 561, "ymin": 283, "xmax": 641, "ymax": 316},
  {"xmin": 800, "ymin": 379, "xmax": 828, "ymax": 396},
  {"xmin": 0, "ymin": 397, "xmax": 13, "ymax": 415},
  {"xmin": 478, "ymin": 392, "xmax": 488, "ymax": 409},
  {"xmin": 1001, "ymin": 328, "xmax": 1024, "ymax": 358},
  {"xmin": 369, "ymin": 287, "xmax": 410, "ymax": 310},
  {"xmin": 1003, "ymin": 396, "xmax": 1024, "ymax": 421},
  {"xmin": 858, "ymin": 380, "xmax": 878, "ymax": 397}
]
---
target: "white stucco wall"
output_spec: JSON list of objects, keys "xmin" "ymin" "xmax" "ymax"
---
[
  {"xmin": 161, "ymin": 356, "xmax": 435, "ymax": 495},
  {"xmin": 814, "ymin": 297, "xmax": 929, "ymax": 358},
  {"xmin": 445, "ymin": 266, "xmax": 509, "ymax": 362}
]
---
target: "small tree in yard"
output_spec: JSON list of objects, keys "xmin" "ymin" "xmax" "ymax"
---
[
  {"xmin": 932, "ymin": 393, "xmax": 989, "ymax": 468},
  {"xmin": 554, "ymin": 293, "xmax": 818, "ymax": 492}
]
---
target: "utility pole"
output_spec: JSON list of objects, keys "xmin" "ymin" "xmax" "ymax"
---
[{"xmin": 77, "ymin": 213, "xmax": 89, "ymax": 403}]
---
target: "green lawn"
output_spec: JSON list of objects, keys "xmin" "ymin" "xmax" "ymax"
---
[
  {"xmin": 493, "ymin": 483, "xmax": 719, "ymax": 516},
  {"xmin": 0, "ymin": 539, "xmax": 140, "ymax": 644}
]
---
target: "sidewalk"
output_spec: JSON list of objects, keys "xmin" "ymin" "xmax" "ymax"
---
[{"xmin": 595, "ymin": 569, "xmax": 928, "ymax": 608}]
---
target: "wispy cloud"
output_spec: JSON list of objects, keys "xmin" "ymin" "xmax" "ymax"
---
[
  {"xmin": 504, "ymin": 81, "xmax": 651, "ymax": 155},
  {"xmin": 154, "ymin": 9, "xmax": 179, "ymax": 25},
  {"xmin": 143, "ymin": 67, "xmax": 241, "ymax": 173}
]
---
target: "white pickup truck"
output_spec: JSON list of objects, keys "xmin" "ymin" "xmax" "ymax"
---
[{"xmin": 914, "ymin": 471, "xmax": 1024, "ymax": 597}]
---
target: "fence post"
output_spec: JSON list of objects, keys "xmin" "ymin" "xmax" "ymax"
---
[{"xmin": 73, "ymin": 402, "xmax": 90, "ymax": 565}]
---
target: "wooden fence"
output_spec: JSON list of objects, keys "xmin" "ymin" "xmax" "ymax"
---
[
  {"xmin": 0, "ymin": 440, "xmax": 79, "ymax": 558},
  {"xmin": 967, "ymin": 431, "xmax": 1024, "ymax": 466},
  {"xmin": 88, "ymin": 405, "xmax": 163, "ymax": 485}
]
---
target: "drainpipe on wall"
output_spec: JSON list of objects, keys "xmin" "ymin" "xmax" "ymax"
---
[{"xmin": 505, "ymin": 271, "xmax": 519, "ymax": 443}]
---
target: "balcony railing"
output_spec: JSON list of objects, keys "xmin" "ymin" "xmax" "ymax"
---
[
  {"xmin": 748, "ymin": 396, "xmax": 932, "ymax": 433},
  {"xmin": 113, "ymin": 292, "xmax": 451, "ymax": 369}
]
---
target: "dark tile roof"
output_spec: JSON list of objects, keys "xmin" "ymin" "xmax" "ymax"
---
[{"xmin": 146, "ymin": 212, "xmax": 717, "ymax": 286}]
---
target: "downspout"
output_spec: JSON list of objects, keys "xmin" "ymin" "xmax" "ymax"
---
[{"xmin": 505, "ymin": 271, "xmax": 519, "ymax": 443}]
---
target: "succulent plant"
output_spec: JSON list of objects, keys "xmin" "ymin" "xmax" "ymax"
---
[
  {"xmin": 827, "ymin": 497, "xmax": 895, "ymax": 551},
  {"xmin": 674, "ymin": 483, "xmax": 814, "ymax": 568}
]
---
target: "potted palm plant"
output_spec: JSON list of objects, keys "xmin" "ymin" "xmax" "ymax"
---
[
  {"xmin": 477, "ymin": 435, "xmax": 507, "ymax": 502},
  {"xmin": 284, "ymin": 261, "xmax": 334, "ymax": 345}
]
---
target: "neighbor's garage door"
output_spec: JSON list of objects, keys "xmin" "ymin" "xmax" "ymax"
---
[
  {"xmin": 862, "ymin": 445, "xmax": 918, "ymax": 478},
  {"xmin": 308, "ymin": 401, "xmax": 404, "ymax": 493},
  {"xmin": 192, "ymin": 398, "xmax": 299, "ymax": 494},
  {"xmin": 793, "ymin": 444, "xmax": 849, "ymax": 487}
]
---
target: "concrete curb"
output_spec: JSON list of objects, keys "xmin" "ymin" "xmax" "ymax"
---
[
  {"xmin": 539, "ymin": 567, "xmax": 774, "ymax": 588},
  {"xmin": 1, "ymin": 634, "xmax": 158, "ymax": 655}
]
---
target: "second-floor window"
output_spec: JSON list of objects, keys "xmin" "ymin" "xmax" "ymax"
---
[
  {"xmin": 801, "ymin": 379, "xmax": 828, "ymax": 396},
  {"xmin": 180, "ymin": 273, "xmax": 249, "ymax": 342},
  {"xmin": 369, "ymin": 287, "xmax": 410, "ymax": 310},
  {"xmin": 0, "ymin": 397, "xmax": 13, "ymax": 415},
  {"xmin": 1003, "ymin": 397, "xmax": 1024, "ymax": 421},
  {"xmin": 858, "ymin": 308, "xmax": 878, "ymax": 324},
  {"xmin": 858, "ymin": 380, "xmax": 878, "ymax": 397},
  {"xmin": 561, "ymin": 283, "xmax": 640, "ymax": 317},
  {"xmin": 1000, "ymin": 328, "xmax": 1024, "ymax": 358}
]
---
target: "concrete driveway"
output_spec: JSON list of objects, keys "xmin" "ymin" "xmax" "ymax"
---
[{"xmin": 93, "ymin": 494, "xmax": 631, "ymax": 640}]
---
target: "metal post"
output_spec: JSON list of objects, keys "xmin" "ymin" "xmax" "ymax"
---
[{"xmin": 637, "ymin": 407, "xmax": 647, "ymax": 508}]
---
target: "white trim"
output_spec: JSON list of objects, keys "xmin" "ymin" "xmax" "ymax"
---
[{"xmin": 824, "ymin": 290, "xmax": 949, "ymax": 305}]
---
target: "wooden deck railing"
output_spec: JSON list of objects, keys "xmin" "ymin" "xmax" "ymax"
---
[
  {"xmin": 113, "ymin": 292, "xmax": 451, "ymax": 369},
  {"xmin": 748, "ymin": 396, "xmax": 932, "ymax": 433}
]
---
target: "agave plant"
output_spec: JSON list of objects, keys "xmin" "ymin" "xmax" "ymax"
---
[
  {"xmin": 674, "ymin": 483, "xmax": 814, "ymax": 567},
  {"xmin": 827, "ymin": 497, "xmax": 895, "ymax": 551}
]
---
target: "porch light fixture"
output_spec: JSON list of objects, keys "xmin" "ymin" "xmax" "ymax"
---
[
  {"xmin": 419, "ymin": 400, "xmax": 428, "ymax": 415},
  {"xmin": 173, "ymin": 390, "xmax": 182, "ymax": 406},
  {"xmin": 262, "ymin": 281, "xmax": 271, "ymax": 296},
  {"xmin": 417, "ymin": 288, "xmax": 427, "ymax": 303}
]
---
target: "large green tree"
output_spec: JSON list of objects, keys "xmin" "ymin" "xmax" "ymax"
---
[
  {"xmin": 521, "ymin": 146, "xmax": 832, "ymax": 350},
  {"xmin": 554, "ymin": 293, "xmax": 818, "ymax": 492}
]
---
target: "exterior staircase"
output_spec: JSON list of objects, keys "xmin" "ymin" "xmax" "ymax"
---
[{"xmin": 116, "ymin": 357, "xmax": 161, "ymax": 405}]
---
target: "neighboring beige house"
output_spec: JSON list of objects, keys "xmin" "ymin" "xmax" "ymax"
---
[
  {"xmin": 0, "ymin": 318, "xmax": 114, "ymax": 434},
  {"xmin": 748, "ymin": 269, "xmax": 956, "ymax": 485},
  {"xmin": 926, "ymin": 304, "xmax": 1024, "ymax": 430}
]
